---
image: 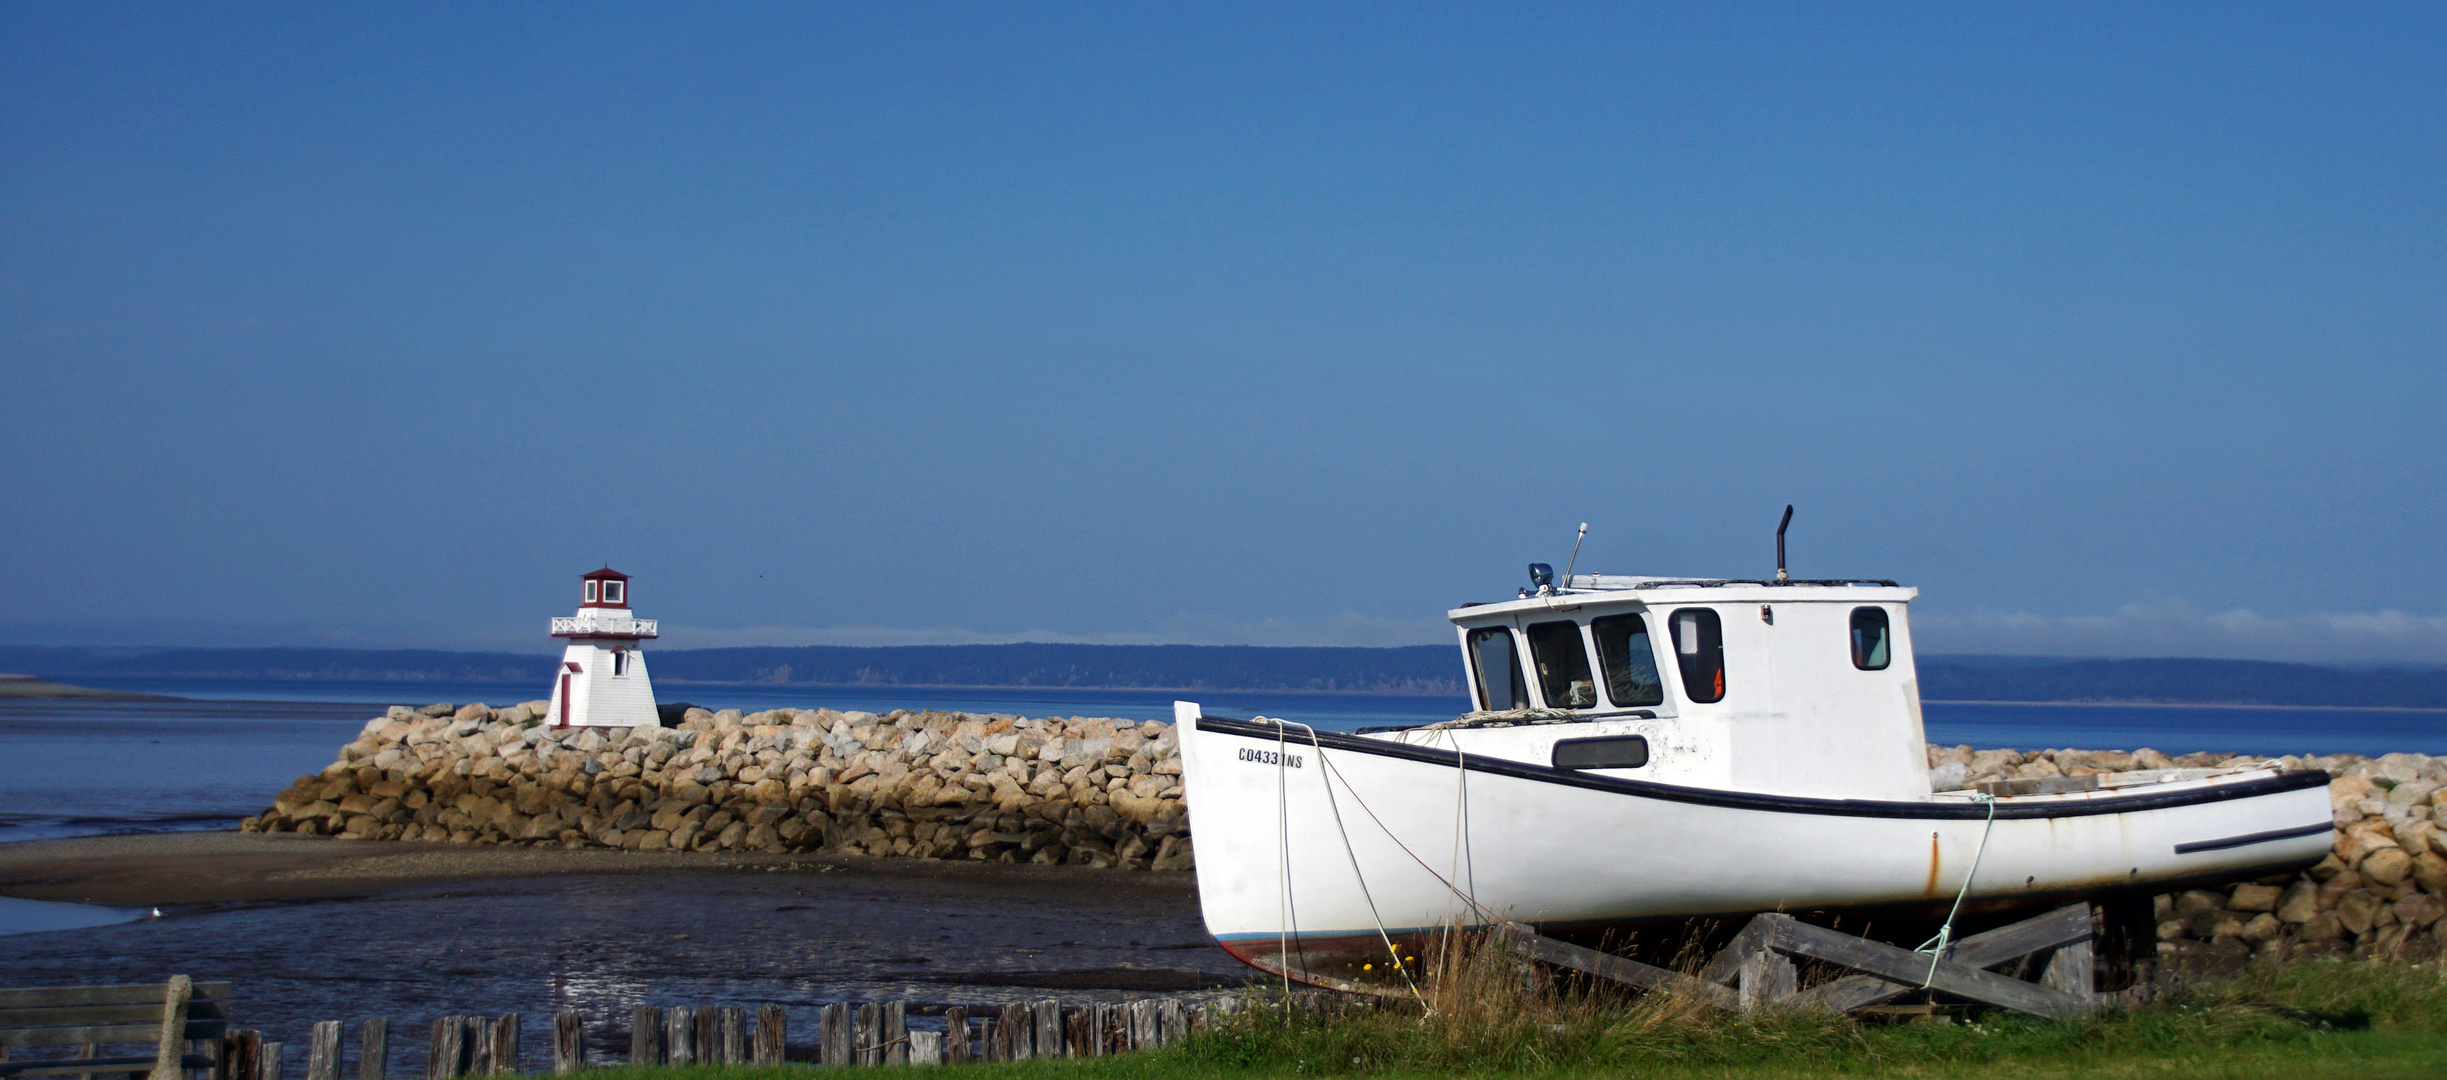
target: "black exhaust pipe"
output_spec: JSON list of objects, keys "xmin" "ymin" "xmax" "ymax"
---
[{"xmin": 1775, "ymin": 505, "xmax": 1793, "ymax": 583}]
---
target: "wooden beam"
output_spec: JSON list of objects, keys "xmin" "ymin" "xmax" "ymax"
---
[
  {"xmin": 1790, "ymin": 903, "xmax": 2095, "ymax": 1014},
  {"xmin": 1496, "ymin": 922, "xmax": 1738, "ymax": 1011},
  {"xmin": 1755, "ymin": 915, "xmax": 2090, "ymax": 1019},
  {"xmin": 1695, "ymin": 916, "xmax": 1781, "ymax": 986}
]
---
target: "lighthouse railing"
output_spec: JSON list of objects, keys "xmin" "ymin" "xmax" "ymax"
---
[{"xmin": 550, "ymin": 616, "xmax": 658, "ymax": 637}]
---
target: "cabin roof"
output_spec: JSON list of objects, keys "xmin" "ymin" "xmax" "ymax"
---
[{"xmin": 1447, "ymin": 577, "xmax": 1916, "ymax": 622}]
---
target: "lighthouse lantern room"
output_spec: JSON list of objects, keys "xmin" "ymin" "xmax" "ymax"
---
[{"xmin": 546, "ymin": 567, "xmax": 660, "ymax": 727}]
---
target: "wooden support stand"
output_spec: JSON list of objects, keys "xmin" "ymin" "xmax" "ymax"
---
[{"xmin": 1503, "ymin": 901, "xmax": 2103, "ymax": 1020}]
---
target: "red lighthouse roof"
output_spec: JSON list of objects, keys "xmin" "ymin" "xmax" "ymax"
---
[{"xmin": 580, "ymin": 567, "xmax": 632, "ymax": 608}]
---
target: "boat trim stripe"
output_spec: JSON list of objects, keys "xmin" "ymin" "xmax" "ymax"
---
[
  {"xmin": 2173, "ymin": 821, "xmax": 2336, "ymax": 855},
  {"xmin": 1192, "ymin": 717, "xmax": 2332, "ymax": 821}
]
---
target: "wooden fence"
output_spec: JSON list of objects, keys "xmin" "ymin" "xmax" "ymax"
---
[{"xmin": 195, "ymin": 997, "xmax": 1241, "ymax": 1079}]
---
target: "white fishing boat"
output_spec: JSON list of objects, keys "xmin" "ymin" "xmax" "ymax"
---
[{"xmin": 1173, "ymin": 522, "xmax": 2333, "ymax": 990}]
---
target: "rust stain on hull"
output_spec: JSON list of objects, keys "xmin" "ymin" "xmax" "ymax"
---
[{"xmin": 1925, "ymin": 831, "xmax": 1942, "ymax": 897}]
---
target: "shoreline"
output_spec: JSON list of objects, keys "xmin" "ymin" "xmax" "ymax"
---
[
  {"xmin": 0, "ymin": 673, "xmax": 179, "ymax": 700},
  {"xmin": 0, "ymin": 830, "xmax": 1171, "ymax": 908}
]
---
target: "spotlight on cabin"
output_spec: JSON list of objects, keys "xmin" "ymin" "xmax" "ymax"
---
[{"xmin": 1528, "ymin": 563, "xmax": 1555, "ymax": 590}]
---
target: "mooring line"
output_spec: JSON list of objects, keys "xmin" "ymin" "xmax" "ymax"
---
[{"xmin": 1914, "ymin": 791, "xmax": 2000, "ymax": 988}]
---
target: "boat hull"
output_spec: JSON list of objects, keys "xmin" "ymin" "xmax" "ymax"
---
[{"xmin": 1176, "ymin": 709, "xmax": 2332, "ymax": 988}]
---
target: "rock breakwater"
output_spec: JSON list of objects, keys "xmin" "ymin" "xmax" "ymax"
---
[
  {"xmin": 242, "ymin": 703, "xmax": 1194, "ymax": 871},
  {"xmin": 1928, "ymin": 743, "xmax": 2447, "ymax": 965},
  {"xmin": 241, "ymin": 705, "xmax": 2447, "ymax": 963}
]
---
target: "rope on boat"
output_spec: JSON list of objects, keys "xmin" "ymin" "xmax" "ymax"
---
[
  {"xmin": 1274, "ymin": 718, "xmax": 1296, "ymax": 1007},
  {"xmin": 1266, "ymin": 717, "xmax": 1429, "ymax": 1008},
  {"xmin": 1915, "ymin": 790, "xmax": 2000, "ymax": 988},
  {"xmin": 1445, "ymin": 731, "xmax": 1477, "ymax": 906},
  {"xmin": 1300, "ymin": 729, "xmax": 1502, "ymax": 924}
]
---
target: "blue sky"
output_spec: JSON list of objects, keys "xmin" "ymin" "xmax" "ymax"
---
[{"xmin": 3, "ymin": 3, "xmax": 2442, "ymax": 662}]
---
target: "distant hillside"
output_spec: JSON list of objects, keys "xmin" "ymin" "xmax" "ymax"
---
[
  {"xmin": 1, "ymin": 644, "xmax": 2440, "ymax": 707},
  {"xmin": 1916, "ymin": 656, "xmax": 2447, "ymax": 710},
  {"xmin": 0, "ymin": 643, "xmax": 1460, "ymax": 695},
  {"xmin": 649, "ymin": 644, "xmax": 1459, "ymax": 694}
]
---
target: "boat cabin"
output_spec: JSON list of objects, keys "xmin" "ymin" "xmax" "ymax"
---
[{"xmin": 1427, "ymin": 574, "xmax": 1930, "ymax": 802}]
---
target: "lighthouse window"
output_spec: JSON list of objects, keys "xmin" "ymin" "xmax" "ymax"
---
[
  {"xmin": 612, "ymin": 650, "xmax": 629, "ymax": 676},
  {"xmin": 1525, "ymin": 621, "xmax": 1597, "ymax": 709},
  {"xmin": 602, "ymin": 580, "xmax": 625, "ymax": 605},
  {"xmin": 584, "ymin": 580, "xmax": 600, "ymax": 604},
  {"xmin": 1851, "ymin": 607, "xmax": 1891, "ymax": 670},
  {"xmin": 1669, "ymin": 608, "xmax": 1726, "ymax": 704},
  {"xmin": 1468, "ymin": 627, "xmax": 1531, "ymax": 712},
  {"xmin": 1591, "ymin": 613, "xmax": 1665, "ymax": 707}
]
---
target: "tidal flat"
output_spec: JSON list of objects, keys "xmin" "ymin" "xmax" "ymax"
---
[{"xmin": 0, "ymin": 833, "xmax": 1249, "ymax": 1067}]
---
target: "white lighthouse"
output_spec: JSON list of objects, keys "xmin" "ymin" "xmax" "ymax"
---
[{"xmin": 545, "ymin": 567, "xmax": 661, "ymax": 728}]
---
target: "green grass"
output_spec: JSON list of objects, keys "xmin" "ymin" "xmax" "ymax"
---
[{"xmin": 580, "ymin": 956, "xmax": 2447, "ymax": 1079}]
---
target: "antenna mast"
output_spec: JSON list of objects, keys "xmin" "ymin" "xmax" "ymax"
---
[
  {"xmin": 1774, "ymin": 505, "xmax": 1794, "ymax": 583},
  {"xmin": 1562, "ymin": 522, "xmax": 1588, "ymax": 587}
]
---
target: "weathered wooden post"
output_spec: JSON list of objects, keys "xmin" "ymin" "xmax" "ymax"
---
[
  {"xmin": 626, "ymin": 1008, "xmax": 659, "ymax": 1067},
  {"xmin": 663, "ymin": 1007, "xmax": 693, "ymax": 1067},
  {"xmin": 259, "ymin": 1042, "xmax": 284, "ymax": 1080},
  {"xmin": 357, "ymin": 1020, "xmax": 387, "ymax": 1080},
  {"xmin": 852, "ymin": 1004, "xmax": 878, "ymax": 1067},
  {"xmin": 685, "ymin": 1010, "xmax": 711, "ymax": 1066},
  {"xmin": 1129, "ymin": 1001, "xmax": 1158, "ymax": 1050},
  {"xmin": 906, "ymin": 1031, "xmax": 943, "ymax": 1067},
  {"xmin": 1159, "ymin": 1000, "xmax": 1186, "ymax": 1046},
  {"xmin": 751, "ymin": 1006, "xmax": 784, "ymax": 1067},
  {"xmin": 463, "ymin": 1020, "xmax": 491, "ymax": 1078},
  {"xmin": 426, "ymin": 1020, "xmax": 460, "ymax": 1080},
  {"xmin": 817, "ymin": 1005, "xmax": 848, "ymax": 1068},
  {"xmin": 984, "ymin": 1008, "xmax": 1012, "ymax": 1062},
  {"xmin": 882, "ymin": 1002, "xmax": 908, "ymax": 1066},
  {"xmin": 1030, "ymin": 1000, "xmax": 1060, "ymax": 1060},
  {"xmin": 940, "ymin": 1009, "xmax": 967, "ymax": 1065},
  {"xmin": 305, "ymin": 1022, "xmax": 341, "ymax": 1080},
  {"xmin": 1062, "ymin": 1009, "xmax": 1087, "ymax": 1059},
  {"xmin": 714, "ymin": 1004, "xmax": 738, "ymax": 1062},
  {"xmin": 227, "ymin": 1030, "xmax": 262, "ymax": 1080},
  {"xmin": 550, "ymin": 1013, "xmax": 584, "ymax": 1075},
  {"xmin": 488, "ymin": 1016, "xmax": 517, "ymax": 1076}
]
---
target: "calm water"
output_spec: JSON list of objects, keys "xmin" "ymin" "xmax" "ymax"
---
[{"xmin": 3, "ymin": 675, "xmax": 2441, "ymax": 852}]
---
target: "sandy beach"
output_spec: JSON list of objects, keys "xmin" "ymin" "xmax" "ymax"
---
[{"xmin": 0, "ymin": 833, "xmax": 1249, "ymax": 1065}]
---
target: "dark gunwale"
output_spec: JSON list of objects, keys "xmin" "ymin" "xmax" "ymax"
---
[{"xmin": 1192, "ymin": 716, "xmax": 2331, "ymax": 822}]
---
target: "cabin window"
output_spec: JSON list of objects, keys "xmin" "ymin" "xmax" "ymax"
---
[
  {"xmin": 584, "ymin": 580, "xmax": 600, "ymax": 603},
  {"xmin": 1553, "ymin": 735, "xmax": 1649, "ymax": 770},
  {"xmin": 1591, "ymin": 613, "xmax": 1665, "ymax": 707},
  {"xmin": 1851, "ymin": 607, "xmax": 1891, "ymax": 670},
  {"xmin": 1525, "ymin": 621, "xmax": 1598, "ymax": 709},
  {"xmin": 602, "ymin": 580, "xmax": 625, "ymax": 605},
  {"xmin": 1468, "ymin": 627, "xmax": 1532, "ymax": 712},
  {"xmin": 1669, "ymin": 608, "xmax": 1725, "ymax": 703}
]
